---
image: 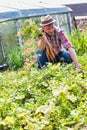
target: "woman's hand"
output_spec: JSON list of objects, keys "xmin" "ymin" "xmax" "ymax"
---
[{"xmin": 75, "ymin": 63, "xmax": 81, "ymax": 69}]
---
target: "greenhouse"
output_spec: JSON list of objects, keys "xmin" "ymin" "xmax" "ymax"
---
[{"xmin": 0, "ymin": 0, "xmax": 73, "ymax": 67}]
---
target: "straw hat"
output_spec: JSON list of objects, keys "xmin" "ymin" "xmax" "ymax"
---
[{"xmin": 40, "ymin": 14, "xmax": 55, "ymax": 26}]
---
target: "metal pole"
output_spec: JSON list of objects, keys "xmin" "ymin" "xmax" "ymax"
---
[
  {"xmin": 15, "ymin": 20, "xmax": 23, "ymax": 47},
  {"xmin": 0, "ymin": 32, "xmax": 6, "ymax": 59}
]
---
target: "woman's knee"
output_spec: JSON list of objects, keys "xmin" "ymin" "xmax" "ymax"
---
[
  {"xmin": 35, "ymin": 49, "xmax": 48, "ymax": 69},
  {"xmin": 60, "ymin": 51, "xmax": 72, "ymax": 63}
]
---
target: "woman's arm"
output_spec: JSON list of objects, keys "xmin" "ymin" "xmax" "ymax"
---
[
  {"xmin": 59, "ymin": 31, "xmax": 81, "ymax": 69},
  {"xmin": 68, "ymin": 47, "xmax": 81, "ymax": 69}
]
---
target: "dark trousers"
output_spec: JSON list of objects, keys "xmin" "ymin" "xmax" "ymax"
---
[{"xmin": 36, "ymin": 49, "xmax": 72, "ymax": 69}]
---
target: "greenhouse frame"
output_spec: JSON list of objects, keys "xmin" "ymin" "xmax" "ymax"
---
[{"xmin": 0, "ymin": 0, "xmax": 73, "ymax": 67}]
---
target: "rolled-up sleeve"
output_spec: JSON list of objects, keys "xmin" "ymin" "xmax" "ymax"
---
[{"xmin": 59, "ymin": 31, "xmax": 72, "ymax": 50}]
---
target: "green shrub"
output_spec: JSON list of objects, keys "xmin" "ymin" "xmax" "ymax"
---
[
  {"xmin": 6, "ymin": 47, "xmax": 25, "ymax": 70},
  {"xmin": 68, "ymin": 30, "xmax": 87, "ymax": 55},
  {"xmin": 0, "ymin": 58, "xmax": 87, "ymax": 129},
  {"xmin": 20, "ymin": 19, "xmax": 42, "ymax": 41}
]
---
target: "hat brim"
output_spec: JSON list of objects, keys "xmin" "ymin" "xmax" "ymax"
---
[{"xmin": 40, "ymin": 19, "xmax": 56, "ymax": 26}]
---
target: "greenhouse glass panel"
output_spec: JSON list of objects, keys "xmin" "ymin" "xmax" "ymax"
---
[
  {"xmin": 58, "ymin": 13, "xmax": 69, "ymax": 32},
  {"xmin": 0, "ymin": 21, "xmax": 18, "ymax": 56}
]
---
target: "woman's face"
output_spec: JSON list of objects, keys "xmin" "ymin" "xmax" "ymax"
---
[{"xmin": 42, "ymin": 23, "xmax": 54, "ymax": 36}]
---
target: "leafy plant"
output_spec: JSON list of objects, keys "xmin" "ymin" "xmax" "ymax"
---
[
  {"xmin": 20, "ymin": 19, "xmax": 42, "ymax": 41},
  {"xmin": 0, "ymin": 54, "xmax": 87, "ymax": 130},
  {"xmin": 68, "ymin": 29, "xmax": 87, "ymax": 55},
  {"xmin": 6, "ymin": 46, "xmax": 25, "ymax": 70}
]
